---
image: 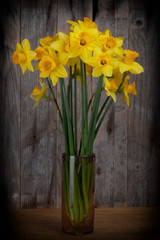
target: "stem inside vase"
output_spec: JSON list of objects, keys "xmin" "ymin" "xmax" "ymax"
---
[{"xmin": 62, "ymin": 153, "xmax": 95, "ymax": 234}]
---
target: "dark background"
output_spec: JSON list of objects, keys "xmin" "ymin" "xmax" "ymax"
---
[{"xmin": 1, "ymin": 0, "xmax": 160, "ymax": 239}]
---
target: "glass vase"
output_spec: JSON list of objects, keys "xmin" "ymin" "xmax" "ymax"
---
[{"xmin": 62, "ymin": 153, "xmax": 95, "ymax": 234}]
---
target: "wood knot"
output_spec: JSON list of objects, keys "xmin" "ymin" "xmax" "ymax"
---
[
  {"xmin": 97, "ymin": 167, "xmax": 102, "ymax": 175},
  {"xmin": 136, "ymin": 20, "xmax": 142, "ymax": 27},
  {"xmin": 106, "ymin": 111, "xmax": 114, "ymax": 135},
  {"xmin": 134, "ymin": 18, "xmax": 144, "ymax": 29}
]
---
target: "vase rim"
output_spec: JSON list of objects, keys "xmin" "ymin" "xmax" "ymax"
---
[{"xmin": 62, "ymin": 153, "xmax": 95, "ymax": 158}]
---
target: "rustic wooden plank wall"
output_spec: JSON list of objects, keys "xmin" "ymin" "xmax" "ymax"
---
[{"xmin": 1, "ymin": 0, "xmax": 160, "ymax": 208}]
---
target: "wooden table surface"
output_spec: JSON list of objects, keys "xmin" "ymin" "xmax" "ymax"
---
[{"xmin": 9, "ymin": 208, "xmax": 160, "ymax": 240}]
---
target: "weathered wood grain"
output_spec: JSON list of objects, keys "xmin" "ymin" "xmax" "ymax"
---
[
  {"xmin": 113, "ymin": 0, "xmax": 128, "ymax": 207},
  {"xmin": 128, "ymin": 0, "xmax": 160, "ymax": 206},
  {"xmin": 1, "ymin": 0, "xmax": 160, "ymax": 208},
  {"xmin": 0, "ymin": 0, "xmax": 21, "ymax": 208},
  {"xmin": 94, "ymin": 0, "xmax": 129, "ymax": 207},
  {"xmin": 128, "ymin": 0, "xmax": 152, "ymax": 206},
  {"xmin": 20, "ymin": 0, "xmax": 58, "ymax": 208},
  {"xmin": 94, "ymin": 0, "xmax": 116, "ymax": 207}
]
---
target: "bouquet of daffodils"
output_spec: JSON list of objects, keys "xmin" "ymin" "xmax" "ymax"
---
[
  {"xmin": 12, "ymin": 18, "xmax": 143, "ymax": 227},
  {"xmin": 12, "ymin": 17, "xmax": 143, "ymax": 156}
]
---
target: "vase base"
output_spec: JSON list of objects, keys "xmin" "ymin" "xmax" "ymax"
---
[{"xmin": 62, "ymin": 227, "xmax": 94, "ymax": 235}]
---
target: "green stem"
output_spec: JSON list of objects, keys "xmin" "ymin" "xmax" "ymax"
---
[
  {"xmin": 80, "ymin": 61, "xmax": 90, "ymax": 215},
  {"xmin": 69, "ymin": 156, "xmax": 77, "ymax": 222},
  {"xmin": 74, "ymin": 65, "xmax": 77, "ymax": 156},
  {"xmin": 94, "ymin": 71, "xmax": 129, "ymax": 139},
  {"xmin": 82, "ymin": 157, "xmax": 89, "ymax": 214},
  {"xmin": 97, "ymin": 96, "xmax": 110, "ymax": 122},
  {"xmin": 69, "ymin": 67, "xmax": 74, "ymax": 139},
  {"xmin": 78, "ymin": 87, "xmax": 104, "ymax": 155},
  {"xmin": 73, "ymin": 161, "xmax": 85, "ymax": 224},
  {"xmin": 88, "ymin": 161, "xmax": 94, "ymax": 208},
  {"xmin": 95, "ymin": 98, "xmax": 113, "ymax": 139},
  {"xmin": 87, "ymin": 74, "xmax": 103, "ymax": 154},
  {"xmin": 63, "ymin": 159, "xmax": 73, "ymax": 221},
  {"xmin": 59, "ymin": 78, "xmax": 69, "ymax": 154},
  {"xmin": 60, "ymin": 78, "xmax": 74, "ymax": 155},
  {"xmin": 80, "ymin": 60, "xmax": 85, "ymax": 155},
  {"xmin": 95, "ymin": 82, "xmax": 123, "ymax": 139},
  {"xmin": 45, "ymin": 77, "xmax": 63, "ymax": 123},
  {"xmin": 84, "ymin": 63, "xmax": 88, "ymax": 146}
]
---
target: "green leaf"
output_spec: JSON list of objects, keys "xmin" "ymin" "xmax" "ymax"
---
[
  {"xmin": 87, "ymin": 74, "xmax": 103, "ymax": 154},
  {"xmin": 80, "ymin": 60, "xmax": 85, "ymax": 155},
  {"xmin": 74, "ymin": 64, "xmax": 77, "ymax": 155},
  {"xmin": 45, "ymin": 77, "xmax": 63, "ymax": 123},
  {"xmin": 95, "ymin": 82, "xmax": 123, "ymax": 139},
  {"xmin": 60, "ymin": 78, "xmax": 74, "ymax": 155},
  {"xmin": 84, "ymin": 63, "xmax": 88, "ymax": 148},
  {"xmin": 59, "ymin": 78, "xmax": 69, "ymax": 154}
]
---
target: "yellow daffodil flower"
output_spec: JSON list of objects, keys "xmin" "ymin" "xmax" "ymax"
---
[
  {"xmin": 67, "ymin": 21, "xmax": 100, "ymax": 60},
  {"xmin": 30, "ymin": 79, "xmax": 48, "ymax": 109},
  {"xmin": 99, "ymin": 29, "xmax": 124, "ymax": 56},
  {"xmin": 39, "ymin": 36, "xmax": 54, "ymax": 47},
  {"xmin": 103, "ymin": 69, "xmax": 130, "ymax": 102},
  {"xmin": 50, "ymin": 32, "xmax": 69, "ymax": 64},
  {"xmin": 12, "ymin": 18, "xmax": 144, "ymax": 115},
  {"xmin": 39, "ymin": 47, "xmax": 68, "ymax": 86},
  {"xmin": 119, "ymin": 50, "xmax": 144, "ymax": 74},
  {"xmin": 51, "ymin": 32, "xmax": 69, "ymax": 53},
  {"xmin": 51, "ymin": 32, "xmax": 84, "ymax": 75},
  {"xmin": 67, "ymin": 17, "xmax": 98, "ymax": 32},
  {"xmin": 83, "ymin": 17, "xmax": 98, "ymax": 29},
  {"xmin": 34, "ymin": 46, "xmax": 48, "ymax": 60},
  {"xmin": 103, "ymin": 76, "xmax": 118, "ymax": 102},
  {"xmin": 86, "ymin": 48, "xmax": 119, "ymax": 77},
  {"xmin": 39, "ymin": 34, "xmax": 60, "ymax": 48},
  {"xmin": 111, "ymin": 68, "xmax": 124, "ymax": 85},
  {"xmin": 121, "ymin": 78, "xmax": 137, "ymax": 106},
  {"xmin": 34, "ymin": 46, "xmax": 49, "ymax": 70},
  {"xmin": 12, "ymin": 39, "xmax": 36, "ymax": 74}
]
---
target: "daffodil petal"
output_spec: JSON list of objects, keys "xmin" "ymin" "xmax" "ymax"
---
[
  {"xmin": 108, "ymin": 92, "xmax": 116, "ymax": 102},
  {"xmin": 20, "ymin": 62, "xmax": 27, "ymax": 74},
  {"xmin": 51, "ymin": 39, "xmax": 65, "ymax": 52},
  {"xmin": 22, "ymin": 39, "xmax": 30, "ymax": 51},
  {"xmin": 94, "ymin": 47, "xmax": 102, "ymax": 56},
  {"xmin": 130, "ymin": 62, "xmax": 144, "ymax": 74},
  {"xmin": 80, "ymin": 48, "xmax": 89, "ymax": 63},
  {"xmin": 48, "ymin": 47, "xmax": 57, "ymax": 58},
  {"xmin": 92, "ymin": 66, "xmax": 101, "ymax": 77},
  {"xmin": 32, "ymin": 99, "xmax": 41, "ymax": 109},
  {"xmin": 114, "ymin": 47, "xmax": 123, "ymax": 57},
  {"xmin": 119, "ymin": 62, "xmax": 130, "ymax": 73},
  {"xmin": 39, "ymin": 72, "xmax": 49, "ymax": 78},
  {"xmin": 122, "ymin": 90, "xmax": 129, "ymax": 106},
  {"xmin": 59, "ymin": 32, "xmax": 68, "ymax": 41},
  {"xmin": 85, "ymin": 57, "xmax": 97, "ymax": 67},
  {"xmin": 27, "ymin": 50, "xmax": 36, "ymax": 60},
  {"xmin": 27, "ymin": 62, "xmax": 34, "ymax": 72},
  {"xmin": 55, "ymin": 65, "xmax": 68, "ymax": 78},
  {"xmin": 50, "ymin": 72, "xmax": 58, "ymax": 86},
  {"xmin": 67, "ymin": 57, "xmax": 79, "ymax": 68},
  {"xmin": 58, "ymin": 52, "xmax": 68, "ymax": 65},
  {"xmin": 16, "ymin": 43, "xmax": 23, "ymax": 52},
  {"xmin": 68, "ymin": 44, "xmax": 81, "ymax": 58},
  {"xmin": 102, "ymin": 65, "xmax": 113, "ymax": 77},
  {"xmin": 116, "ymin": 37, "xmax": 123, "ymax": 47}
]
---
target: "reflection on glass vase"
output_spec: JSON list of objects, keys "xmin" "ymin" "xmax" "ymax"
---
[{"xmin": 62, "ymin": 153, "xmax": 95, "ymax": 234}]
